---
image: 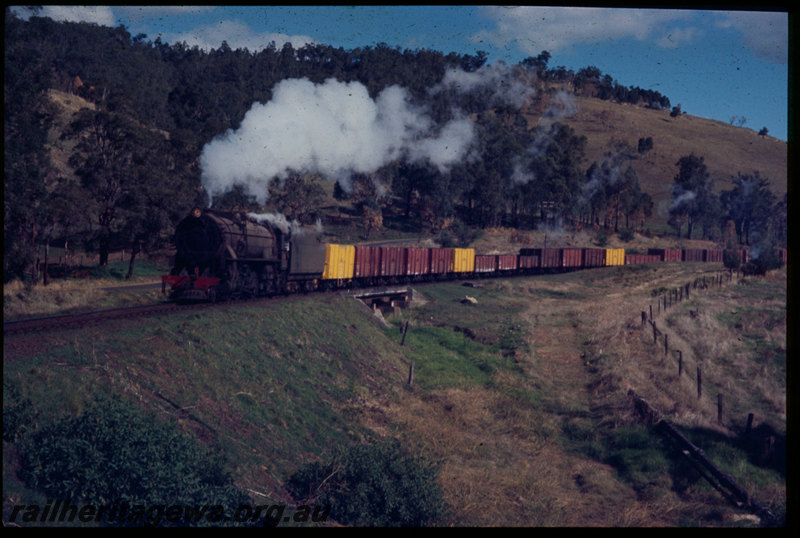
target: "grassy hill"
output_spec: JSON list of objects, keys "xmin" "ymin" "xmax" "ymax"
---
[
  {"xmin": 42, "ymin": 87, "xmax": 787, "ymax": 244},
  {"xmin": 529, "ymin": 92, "xmax": 787, "ymax": 235},
  {"xmin": 3, "ymin": 263, "xmax": 786, "ymax": 526}
]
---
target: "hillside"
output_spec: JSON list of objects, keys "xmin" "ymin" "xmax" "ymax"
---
[
  {"xmin": 559, "ymin": 96, "xmax": 787, "ymax": 213},
  {"xmin": 3, "ymin": 263, "xmax": 786, "ymax": 526},
  {"xmin": 41, "ymin": 87, "xmax": 787, "ymax": 247}
]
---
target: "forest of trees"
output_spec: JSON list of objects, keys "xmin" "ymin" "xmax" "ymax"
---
[{"xmin": 4, "ymin": 10, "xmax": 786, "ymax": 283}]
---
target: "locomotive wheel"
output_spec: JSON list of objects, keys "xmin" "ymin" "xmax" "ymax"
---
[{"xmin": 239, "ymin": 264, "xmax": 259, "ymax": 298}]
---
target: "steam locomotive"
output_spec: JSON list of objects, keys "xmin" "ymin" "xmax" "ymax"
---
[
  {"xmin": 162, "ymin": 208, "xmax": 771, "ymax": 303},
  {"xmin": 162, "ymin": 208, "xmax": 326, "ymax": 302}
]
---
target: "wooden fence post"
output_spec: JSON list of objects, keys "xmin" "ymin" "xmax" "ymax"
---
[
  {"xmin": 400, "ymin": 321, "xmax": 409, "ymax": 346},
  {"xmin": 678, "ymin": 350, "xmax": 683, "ymax": 377},
  {"xmin": 697, "ymin": 366, "xmax": 702, "ymax": 399},
  {"xmin": 653, "ymin": 321, "xmax": 657, "ymax": 344},
  {"xmin": 717, "ymin": 393, "xmax": 723, "ymax": 424},
  {"xmin": 408, "ymin": 362, "xmax": 415, "ymax": 385},
  {"xmin": 664, "ymin": 333, "xmax": 669, "ymax": 356}
]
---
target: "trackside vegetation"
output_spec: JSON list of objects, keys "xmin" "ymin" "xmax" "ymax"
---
[
  {"xmin": 3, "ymin": 263, "xmax": 786, "ymax": 526},
  {"xmin": 287, "ymin": 439, "xmax": 447, "ymax": 526},
  {"xmin": 13, "ymin": 397, "xmax": 251, "ymax": 527}
]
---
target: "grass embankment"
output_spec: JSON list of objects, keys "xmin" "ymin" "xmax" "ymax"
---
[
  {"xmin": 4, "ymin": 259, "xmax": 170, "ymax": 320},
  {"xmin": 4, "ymin": 263, "xmax": 786, "ymax": 526}
]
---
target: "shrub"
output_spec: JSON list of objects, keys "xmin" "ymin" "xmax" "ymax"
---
[
  {"xmin": 438, "ymin": 220, "xmax": 482, "ymax": 248},
  {"xmin": 287, "ymin": 439, "xmax": 447, "ymax": 526},
  {"xmin": 742, "ymin": 249, "xmax": 783, "ymax": 276},
  {"xmin": 18, "ymin": 397, "xmax": 249, "ymax": 526},
  {"xmin": 618, "ymin": 228, "xmax": 635, "ymax": 242},
  {"xmin": 3, "ymin": 380, "xmax": 37, "ymax": 442},
  {"xmin": 723, "ymin": 249, "xmax": 742, "ymax": 271},
  {"xmin": 594, "ymin": 228, "xmax": 610, "ymax": 247}
]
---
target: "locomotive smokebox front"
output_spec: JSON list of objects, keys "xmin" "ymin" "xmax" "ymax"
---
[{"xmin": 174, "ymin": 210, "xmax": 226, "ymax": 267}]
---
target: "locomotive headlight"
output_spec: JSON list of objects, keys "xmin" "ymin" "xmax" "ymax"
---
[{"xmin": 192, "ymin": 208, "xmax": 202, "ymax": 218}]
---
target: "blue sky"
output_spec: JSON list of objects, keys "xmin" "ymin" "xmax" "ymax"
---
[{"xmin": 10, "ymin": 6, "xmax": 789, "ymax": 141}]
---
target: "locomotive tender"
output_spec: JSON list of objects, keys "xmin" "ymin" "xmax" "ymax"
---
[{"xmin": 162, "ymin": 208, "xmax": 767, "ymax": 303}]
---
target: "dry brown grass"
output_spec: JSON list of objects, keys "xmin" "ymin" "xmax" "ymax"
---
[
  {"xmin": 562, "ymin": 96, "xmax": 787, "ymax": 198},
  {"xmin": 355, "ymin": 262, "xmax": 785, "ymax": 526},
  {"xmin": 3, "ymin": 275, "xmax": 162, "ymax": 319}
]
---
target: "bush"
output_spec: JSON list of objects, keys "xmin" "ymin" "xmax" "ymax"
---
[
  {"xmin": 618, "ymin": 228, "xmax": 635, "ymax": 242},
  {"xmin": 742, "ymin": 248, "xmax": 783, "ymax": 276},
  {"xmin": 723, "ymin": 249, "xmax": 742, "ymax": 271},
  {"xmin": 594, "ymin": 228, "xmax": 610, "ymax": 247},
  {"xmin": 3, "ymin": 380, "xmax": 37, "ymax": 442},
  {"xmin": 286, "ymin": 439, "xmax": 447, "ymax": 526},
  {"xmin": 18, "ymin": 397, "xmax": 249, "ymax": 526},
  {"xmin": 438, "ymin": 220, "xmax": 482, "ymax": 248}
]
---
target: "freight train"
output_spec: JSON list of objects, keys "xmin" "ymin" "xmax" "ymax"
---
[{"xmin": 161, "ymin": 208, "xmax": 775, "ymax": 303}]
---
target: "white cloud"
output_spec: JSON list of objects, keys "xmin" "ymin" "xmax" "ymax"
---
[
  {"xmin": 11, "ymin": 5, "xmax": 116, "ymax": 26},
  {"xmin": 114, "ymin": 6, "xmax": 216, "ymax": 23},
  {"xmin": 161, "ymin": 19, "xmax": 314, "ymax": 52},
  {"xmin": 473, "ymin": 6, "xmax": 690, "ymax": 55},
  {"xmin": 655, "ymin": 26, "xmax": 703, "ymax": 49},
  {"xmin": 715, "ymin": 11, "xmax": 788, "ymax": 64},
  {"xmin": 477, "ymin": 7, "xmax": 788, "ymax": 65}
]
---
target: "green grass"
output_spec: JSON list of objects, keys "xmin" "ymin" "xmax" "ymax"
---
[
  {"xmin": 4, "ymin": 266, "xmax": 785, "ymax": 527},
  {"xmin": 3, "ymin": 294, "xmax": 409, "ymax": 493},
  {"xmin": 399, "ymin": 325, "xmax": 508, "ymax": 390}
]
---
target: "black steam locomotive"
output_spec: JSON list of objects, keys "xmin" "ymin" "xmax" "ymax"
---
[{"xmin": 162, "ymin": 208, "xmax": 326, "ymax": 302}]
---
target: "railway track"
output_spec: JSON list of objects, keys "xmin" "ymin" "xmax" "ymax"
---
[
  {"xmin": 2, "ymin": 289, "xmax": 329, "ymax": 336},
  {"xmin": 3, "ymin": 302, "xmax": 209, "ymax": 335}
]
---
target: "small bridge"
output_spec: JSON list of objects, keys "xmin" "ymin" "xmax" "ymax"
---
[{"xmin": 344, "ymin": 286, "xmax": 414, "ymax": 315}]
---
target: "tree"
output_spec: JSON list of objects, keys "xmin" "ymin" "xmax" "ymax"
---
[
  {"xmin": 4, "ymin": 10, "xmax": 57, "ymax": 281},
  {"xmin": 270, "ymin": 173, "xmax": 325, "ymax": 223},
  {"xmin": 61, "ymin": 108, "xmax": 185, "ymax": 268},
  {"xmin": 669, "ymin": 154, "xmax": 716, "ymax": 239},
  {"xmin": 516, "ymin": 123, "xmax": 586, "ymax": 228},
  {"xmin": 117, "ymin": 135, "xmax": 197, "ymax": 278},
  {"xmin": 580, "ymin": 141, "xmax": 646, "ymax": 232},
  {"xmin": 719, "ymin": 172, "xmax": 777, "ymax": 245},
  {"xmin": 521, "ymin": 50, "xmax": 551, "ymax": 74},
  {"xmin": 637, "ymin": 137, "xmax": 654, "ymax": 154}
]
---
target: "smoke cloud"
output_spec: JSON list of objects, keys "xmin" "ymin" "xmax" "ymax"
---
[
  {"xmin": 247, "ymin": 212, "xmax": 299, "ymax": 235},
  {"xmin": 434, "ymin": 63, "xmax": 535, "ymax": 108},
  {"xmin": 670, "ymin": 189, "xmax": 696, "ymax": 211},
  {"xmin": 200, "ymin": 77, "xmax": 477, "ymax": 204},
  {"xmin": 511, "ymin": 89, "xmax": 578, "ymax": 186}
]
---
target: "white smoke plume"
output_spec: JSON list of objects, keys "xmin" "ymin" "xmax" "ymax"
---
[
  {"xmin": 511, "ymin": 89, "xmax": 579, "ymax": 186},
  {"xmin": 670, "ymin": 190, "xmax": 696, "ymax": 211},
  {"xmin": 434, "ymin": 62, "xmax": 535, "ymax": 108},
  {"xmin": 247, "ymin": 212, "xmax": 299, "ymax": 234},
  {"xmin": 539, "ymin": 89, "xmax": 578, "ymax": 130},
  {"xmin": 200, "ymin": 77, "xmax": 477, "ymax": 204}
]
